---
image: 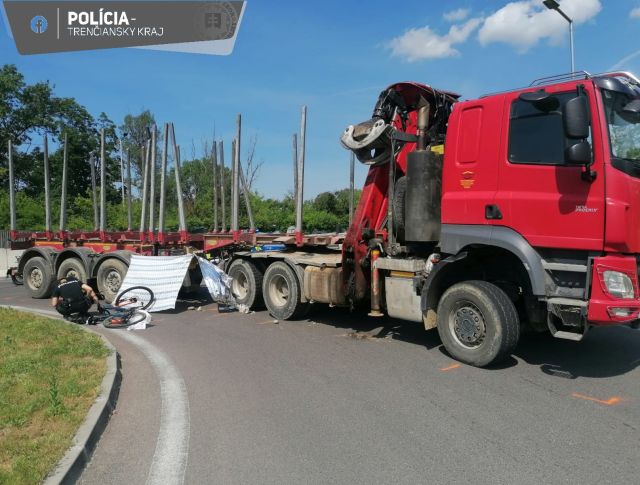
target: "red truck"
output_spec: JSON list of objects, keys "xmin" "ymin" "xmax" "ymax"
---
[
  {"xmin": 10, "ymin": 70, "xmax": 640, "ymax": 367},
  {"xmin": 227, "ymin": 70, "xmax": 640, "ymax": 367}
]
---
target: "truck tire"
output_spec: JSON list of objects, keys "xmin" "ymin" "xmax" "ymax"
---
[
  {"xmin": 436, "ymin": 280, "xmax": 520, "ymax": 367},
  {"xmin": 97, "ymin": 259, "xmax": 128, "ymax": 303},
  {"xmin": 262, "ymin": 261, "xmax": 309, "ymax": 320},
  {"xmin": 23, "ymin": 256, "xmax": 55, "ymax": 298},
  {"xmin": 393, "ymin": 175, "xmax": 407, "ymax": 240},
  {"xmin": 57, "ymin": 258, "xmax": 87, "ymax": 282},
  {"xmin": 228, "ymin": 259, "xmax": 264, "ymax": 309}
]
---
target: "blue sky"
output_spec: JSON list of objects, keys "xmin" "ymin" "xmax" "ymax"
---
[{"xmin": 2, "ymin": 0, "xmax": 640, "ymax": 199}]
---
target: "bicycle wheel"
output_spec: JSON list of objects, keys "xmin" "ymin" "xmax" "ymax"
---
[
  {"xmin": 102, "ymin": 310, "xmax": 150, "ymax": 328},
  {"xmin": 115, "ymin": 286, "xmax": 155, "ymax": 310}
]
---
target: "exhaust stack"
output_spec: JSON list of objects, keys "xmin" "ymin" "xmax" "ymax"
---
[{"xmin": 405, "ymin": 103, "xmax": 441, "ymax": 242}]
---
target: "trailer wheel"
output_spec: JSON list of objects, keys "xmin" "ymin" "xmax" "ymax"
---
[
  {"xmin": 97, "ymin": 259, "xmax": 128, "ymax": 303},
  {"xmin": 262, "ymin": 262, "xmax": 308, "ymax": 320},
  {"xmin": 57, "ymin": 258, "xmax": 87, "ymax": 282},
  {"xmin": 23, "ymin": 256, "xmax": 55, "ymax": 298},
  {"xmin": 228, "ymin": 259, "xmax": 264, "ymax": 309},
  {"xmin": 436, "ymin": 280, "xmax": 520, "ymax": 367}
]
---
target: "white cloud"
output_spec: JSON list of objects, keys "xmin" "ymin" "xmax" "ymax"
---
[
  {"xmin": 478, "ymin": 0, "xmax": 602, "ymax": 52},
  {"xmin": 443, "ymin": 8, "xmax": 470, "ymax": 22},
  {"xmin": 631, "ymin": 7, "xmax": 640, "ymax": 19},
  {"xmin": 388, "ymin": 18, "xmax": 482, "ymax": 62}
]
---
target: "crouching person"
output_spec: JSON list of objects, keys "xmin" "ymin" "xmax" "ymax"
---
[{"xmin": 51, "ymin": 276, "xmax": 100, "ymax": 323}]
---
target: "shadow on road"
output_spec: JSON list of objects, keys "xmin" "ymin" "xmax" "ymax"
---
[
  {"xmin": 514, "ymin": 326, "xmax": 640, "ymax": 378},
  {"xmin": 133, "ymin": 282, "xmax": 640, "ymax": 379},
  {"xmin": 307, "ymin": 305, "xmax": 640, "ymax": 377},
  {"xmin": 156, "ymin": 288, "xmax": 216, "ymax": 315}
]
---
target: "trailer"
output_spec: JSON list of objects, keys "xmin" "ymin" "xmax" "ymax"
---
[
  {"xmin": 7, "ymin": 114, "xmax": 341, "ymax": 303},
  {"xmin": 9, "ymin": 71, "xmax": 640, "ymax": 367}
]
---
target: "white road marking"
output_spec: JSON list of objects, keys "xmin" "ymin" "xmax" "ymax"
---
[
  {"xmin": 107, "ymin": 330, "xmax": 190, "ymax": 485},
  {"xmin": 3, "ymin": 304, "xmax": 191, "ymax": 485}
]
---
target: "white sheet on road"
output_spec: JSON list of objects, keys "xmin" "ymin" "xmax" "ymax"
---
[
  {"xmin": 116, "ymin": 254, "xmax": 193, "ymax": 312},
  {"xmin": 116, "ymin": 254, "xmax": 234, "ymax": 312}
]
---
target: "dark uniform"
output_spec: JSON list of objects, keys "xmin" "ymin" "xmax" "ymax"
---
[{"xmin": 53, "ymin": 277, "xmax": 93, "ymax": 317}]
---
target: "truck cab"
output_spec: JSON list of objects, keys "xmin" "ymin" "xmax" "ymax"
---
[
  {"xmin": 341, "ymin": 71, "xmax": 640, "ymax": 367},
  {"xmin": 442, "ymin": 71, "xmax": 640, "ymax": 325}
]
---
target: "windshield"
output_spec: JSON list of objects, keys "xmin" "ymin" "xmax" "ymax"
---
[{"xmin": 602, "ymin": 89, "xmax": 640, "ymax": 161}]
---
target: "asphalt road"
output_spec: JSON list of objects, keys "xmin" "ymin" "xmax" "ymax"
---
[{"xmin": 2, "ymin": 278, "xmax": 640, "ymax": 484}]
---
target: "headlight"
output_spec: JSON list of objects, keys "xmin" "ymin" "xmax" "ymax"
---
[{"xmin": 602, "ymin": 270, "xmax": 635, "ymax": 299}]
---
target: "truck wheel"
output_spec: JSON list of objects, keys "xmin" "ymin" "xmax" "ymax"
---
[
  {"xmin": 23, "ymin": 256, "xmax": 55, "ymax": 298},
  {"xmin": 262, "ymin": 261, "xmax": 308, "ymax": 320},
  {"xmin": 97, "ymin": 259, "xmax": 128, "ymax": 303},
  {"xmin": 228, "ymin": 259, "xmax": 264, "ymax": 309},
  {"xmin": 57, "ymin": 258, "xmax": 87, "ymax": 282},
  {"xmin": 436, "ymin": 280, "xmax": 520, "ymax": 367}
]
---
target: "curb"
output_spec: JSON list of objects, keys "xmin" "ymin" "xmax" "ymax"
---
[{"xmin": 1, "ymin": 305, "xmax": 121, "ymax": 485}]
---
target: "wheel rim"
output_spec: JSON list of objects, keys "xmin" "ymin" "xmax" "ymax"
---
[
  {"xmin": 232, "ymin": 271, "xmax": 249, "ymax": 299},
  {"xmin": 268, "ymin": 274, "xmax": 289, "ymax": 307},
  {"xmin": 105, "ymin": 269, "xmax": 122, "ymax": 294},
  {"xmin": 28, "ymin": 267, "xmax": 43, "ymax": 289},
  {"xmin": 448, "ymin": 300, "xmax": 486, "ymax": 349},
  {"xmin": 64, "ymin": 268, "xmax": 80, "ymax": 279}
]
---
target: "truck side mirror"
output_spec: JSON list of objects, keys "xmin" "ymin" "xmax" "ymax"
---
[
  {"xmin": 563, "ymin": 96, "xmax": 590, "ymax": 139},
  {"xmin": 565, "ymin": 141, "xmax": 591, "ymax": 165}
]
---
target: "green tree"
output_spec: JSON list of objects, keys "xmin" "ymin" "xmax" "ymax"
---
[
  {"xmin": 120, "ymin": 110, "xmax": 157, "ymax": 188},
  {"xmin": 0, "ymin": 64, "xmax": 122, "ymax": 204},
  {"xmin": 313, "ymin": 191, "xmax": 337, "ymax": 213}
]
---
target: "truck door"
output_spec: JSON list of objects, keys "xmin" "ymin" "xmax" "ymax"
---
[
  {"xmin": 494, "ymin": 85, "xmax": 605, "ymax": 251},
  {"xmin": 441, "ymin": 96, "xmax": 502, "ymax": 226}
]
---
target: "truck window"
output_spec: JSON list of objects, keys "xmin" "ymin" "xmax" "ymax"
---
[
  {"xmin": 602, "ymin": 89, "xmax": 640, "ymax": 161},
  {"xmin": 508, "ymin": 92, "xmax": 584, "ymax": 165}
]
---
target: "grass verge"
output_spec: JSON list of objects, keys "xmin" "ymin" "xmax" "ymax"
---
[{"xmin": 0, "ymin": 308, "xmax": 110, "ymax": 484}]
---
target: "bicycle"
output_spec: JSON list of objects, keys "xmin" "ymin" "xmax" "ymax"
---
[
  {"xmin": 98, "ymin": 286, "xmax": 155, "ymax": 328},
  {"xmin": 64, "ymin": 285, "xmax": 155, "ymax": 328}
]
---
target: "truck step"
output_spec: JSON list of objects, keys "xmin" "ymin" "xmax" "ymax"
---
[
  {"xmin": 550, "ymin": 330, "xmax": 585, "ymax": 341},
  {"xmin": 541, "ymin": 261, "xmax": 588, "ymax": 273},
  {"xmin": 546, "ymin": 297, "xmax": 587, "ymax": 307},
  {"xmin": 546, "ymin": 297, "xmax": 588, "ymax": 341}
]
